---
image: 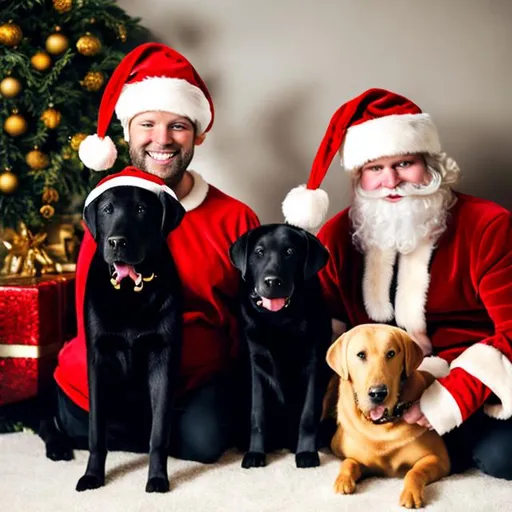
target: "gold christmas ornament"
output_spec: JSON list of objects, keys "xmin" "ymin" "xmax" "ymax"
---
[
  {"xmin": 45, "ymin": 32, "xmax": 69, "ymax": 55},
  {"xmin": 52, "ymin": 0, "xmax": 73, "ymax": 13},
  {"xmin": 76, "ymin": 33, "xmax": 101, "ymax": 56},
  {"xmin": 1, "ymin": 221, "xmax": 57, "ymax": 276},
  {"xmin": 31, "ymin": 51, "xmax": 52, "ymax": 72},
  {"xmin": 117, "ymin": 24, "xmax": 127, "ymax": 43},
  {"xmin": 80, "ymin": 70, "xmax": 105, "ymax": 92},
  {"xmin": 4, "ymin": 112, "xmax": 28, "ymax": 137},
  {"xmin": 0, "ymin": 21, "xmax": 23, "ymax": 47},
  {"xmin": 42, "ymin": 187, "xmax": 59, "ymax": 204},
  {"xmin": 0, "ymin": 76, "xmax": 22, "ymax": 98},
  {"xmin": 26, "ymin": 148, "xmax": 50, "ymax": 170},
  {"xmin": 41, "ymin": 107, "xmax": 62, "ymax": 129},
  {"xmin": 40, "ymin": 204, "xmax": 56, "ymax": 219},
  {"xmin": 0, "ymin": 170, "xmax": 19, "ymax": 194},
  {"xmin": 70, "ymin": 132, "xmax": 87, "ymax": 151}
]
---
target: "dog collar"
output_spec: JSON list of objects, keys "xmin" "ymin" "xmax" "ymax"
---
[{"xmin": 110, "ymin": 271, "xmax": 157, "ymax": 292}]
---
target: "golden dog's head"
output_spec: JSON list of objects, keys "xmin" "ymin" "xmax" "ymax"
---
[{"xmin": 326, "ymin": 324, "xmax": 423, "ymax": 424}]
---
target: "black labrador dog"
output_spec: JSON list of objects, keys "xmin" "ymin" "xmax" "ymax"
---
[
  {"xmin": 75, "ymin": 182, "xmax": 184, "ymax": 492},
  {"xmin": 230, "ymin": 224, "xmax": 332, "ymax": 469}
]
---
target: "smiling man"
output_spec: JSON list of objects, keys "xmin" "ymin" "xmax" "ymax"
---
[
  {"xmin": 46, "ymin": 43, "xmax": 259, "ymax": 464},
  {"xmin": 283, "ymin": 88, "xmax": 512, "ymax": 479}
]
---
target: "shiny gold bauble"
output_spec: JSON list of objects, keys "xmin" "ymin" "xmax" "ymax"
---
[
  {"xmin": 31, "ymin": 51, "xmax": 52, "ymax": 72},
  {"xmin": 70, "ymin": 132, "xmax": 87, "ymax": 151},
  {"xmin": 53, "ymin": 0, "xmax": 73, "ymax": 13},
  {"xmin": 117, "ymin": 24, "xmax": 127, "ymax": 43},
  {"xmin": 0, "ymin": 22, "xmax": 23, "ymax": 47},
  {"xmin": 0, "ymin": 76, "xmax": 22, "ymax": 98},
  {"xmin": 45, "ymin": 32, "xmax": 69, "ymax": 55},
  {"xmin": 76, "ymin": 33, "xmax": 101, "ymax": 56},
  {"xmin": 80, "ymin": 70, "xmax": 105, "ymax": 92},
  {"xmin": 41, "ymin": 108, "xmax": 62, "ymax": 129},
  {"xmin": 42, "ymin": 187, "xmax": 59, "ymax": 204},
  {"xmin": 4, "ymin": 113, "xmax": 28, "ymax": 137},
  {"xmin": 0, "ymin": 171, "xmax": 19, "ymax": 194},
  {"xmin": 26, "ymin": 149, "xmax": 50, "ymax": 170},
  {"xmin": 40, "ymin": 204, "xmax": 55, "ymax": 219}
]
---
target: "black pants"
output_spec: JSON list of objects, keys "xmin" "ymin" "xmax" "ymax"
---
[
  {"xmin": 443, "ymin": 409, "xmax": 512, "ymax": 480},
  {"xmin": 55, "ymin": 378, "xmax": 233, "ymax": 464}
]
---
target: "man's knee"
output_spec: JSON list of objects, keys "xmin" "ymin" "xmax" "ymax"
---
[
  {"xmin": 174, "ymin": 413, "xmax": 230, "ymax": 463},
  {"xmin": 473, "ymin": 421, "xmax": 512, "ymax": 480}
]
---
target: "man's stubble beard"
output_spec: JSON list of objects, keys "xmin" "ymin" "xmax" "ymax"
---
[{"xmin": 129, "ymin": 145, "xmax": 194, "ymax": 189}]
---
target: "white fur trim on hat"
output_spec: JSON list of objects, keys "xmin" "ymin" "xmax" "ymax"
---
[
  {"xmin": 341, "ymin": 113, "xmax": 441, "ymax": 171},
  {"xmin": 282, "ymin": 185, "xmax": 329, "ymax": 231},
  {"xmin": 84, "ymin": 175, "xmax": 177, "ymax": 208},
  {"xmin": 78, "ymin": 134, "xmax": 118, "ymax": 171},
  {"xmin": 115, "ymin": 77, "xmax": 212, "ymax": 140}
]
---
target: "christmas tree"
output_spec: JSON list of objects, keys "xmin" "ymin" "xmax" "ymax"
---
[{"xmin": 0, "ymin": 0, "xmax": 148, "ymax": 231}]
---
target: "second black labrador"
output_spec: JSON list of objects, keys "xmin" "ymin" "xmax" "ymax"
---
[
  {"xmin": 230, "ymin": 223, "xmax": 332, "ymax": 469},
  {"xmin": 77, "ymin": 181, "xmax": 184, "ymax": 493}
]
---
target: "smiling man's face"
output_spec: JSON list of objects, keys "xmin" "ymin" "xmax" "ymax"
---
[{"xmin": 128, "ymin": 111, "xmax": 205, "ymax": 188}]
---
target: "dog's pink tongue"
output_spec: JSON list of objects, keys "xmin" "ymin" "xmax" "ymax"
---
[
  {"xmin": 261, "ymin": 297, "xmax": 286, "ymax": 312},
  {"xmin": 113, "ymin": 263, "xmax": 138, "ymax": 284},
  {"xmin": 370, "ymin": 406, "xmax": 386, "ymax": 421}
]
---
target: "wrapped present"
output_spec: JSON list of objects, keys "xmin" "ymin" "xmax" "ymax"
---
[{"xmin": 0, "ymin": 273, "xmax": 76, "ymax": 406}]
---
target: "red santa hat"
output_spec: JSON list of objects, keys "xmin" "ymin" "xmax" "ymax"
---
[
  {"xmin": 84, "ymin": 166, "xmax": 177, "ymax": 209},
  {"xmin": 79, "ymin": 42, "xmax": 214, "ymax": 171},
  {"xmin": 282, "ymin": 88, "xmax": 442, "ymax": 230}
]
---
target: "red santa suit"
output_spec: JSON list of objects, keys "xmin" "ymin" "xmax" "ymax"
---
[
  {"xmin": 316, "ymin": 192, "xmax": 512, "ymax": 435},
  {"xmin": 54, "ymin": 170, "xmax": 259, "ymax": 411}
]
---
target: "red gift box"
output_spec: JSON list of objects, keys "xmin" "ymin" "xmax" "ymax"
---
[{"xmin": 0, "ymin": 273, "xmax": 76, "ymax": 406}]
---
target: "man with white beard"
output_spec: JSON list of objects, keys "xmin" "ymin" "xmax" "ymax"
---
[{"xmin": 282, "ymin": 88, "xmax": 512, "ymax": 479}]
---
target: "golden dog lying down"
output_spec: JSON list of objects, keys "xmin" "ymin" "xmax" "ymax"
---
[{"xmin": 325, "ymin": 324, "xmax": 450, "ymax": 509}]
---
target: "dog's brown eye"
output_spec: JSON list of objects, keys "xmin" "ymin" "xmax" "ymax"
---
[
  {"xmin": 386, "ymin": 350, "xmax": 396, "ymax": 359},
  {"xmin": 285, "ymin": 247, "xmax": 294, "ymax": 256},
  {"xmin": 357, "ymin": 351, "xmax": 366, "ymax": 360},
  {"xmin": 103, "ymin": 204, "xmax": 113, "ymax": 214},
  {"xmin": 254, "ymin": 247, "xmax": 264, "ymax": 257}
]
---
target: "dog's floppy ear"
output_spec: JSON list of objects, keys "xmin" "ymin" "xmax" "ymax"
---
[
  {"xmin": 301, "ymin": 230, "xmax": 329, "ymax": 280},
  {"xmin": 159, "ymin": 190, "xmax": 185, "ymax": 236},
  {"xmin": 83, "ymin": 200, "xmax": 98, "ymax": 240},
  {"xmin": 229, "ymin": 228, "xmax": 256, "ymax": 280},
  {"xmin": 398, "ymin": 330, "xmax": 424, "ymax": 377},
  {"xmin": 326, "ymin": 333, "xmax": 349, "ymax": 380}
]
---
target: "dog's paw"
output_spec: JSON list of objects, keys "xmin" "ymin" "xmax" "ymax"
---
[
  {"xmin": 295, "ymin": 451, "xmax": 320, "ymax": 468},
  {"xmin": 45, "ymin": 437, "xmax": 73, "ymax": 461},
  {"xmin": 242, "ymin": 451, "xmax": 266, "ymax": 468},
  {"xmin": 399, "ymin": 486, "xmax": 424, "ymax": 509},
  {"xmin": 76, "ymin": 474, "xmax": 104, "ymax": 492},
  {"xmin": 333, "ymin": 473, "xmax": 357, "ymax": 495},
  {"xmin": 145, "ymin": 477, "xmax": 170, "ymax": 493}
]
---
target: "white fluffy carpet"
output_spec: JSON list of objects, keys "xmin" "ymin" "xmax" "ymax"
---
[{"xmin": 1, "ymin": 431, "xmax": 510, "ymax": 512}]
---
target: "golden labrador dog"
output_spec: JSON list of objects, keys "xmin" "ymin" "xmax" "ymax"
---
[{"xmin": 325, "ymin": 324, "xmax": 450, "ymax": 508}]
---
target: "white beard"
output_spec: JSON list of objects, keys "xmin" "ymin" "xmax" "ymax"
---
[{"xmin": 350, "ymin": 171, "xmax": 454, "ymax": 254}]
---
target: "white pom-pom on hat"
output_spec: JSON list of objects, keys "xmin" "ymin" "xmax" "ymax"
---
[
  {"xmin": 282, "ymin": 185, "xmax": 329, "ymax": 231},
  {"xmin": 78, "ymin": 134, "xmax": 118, "ymax": 172}
]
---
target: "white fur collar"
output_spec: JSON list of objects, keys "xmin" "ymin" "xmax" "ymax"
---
[
  {"xmin": 180, "ymin": 170, "xmax": 209, "ymax": 212},
  {"xmin": 362, "ymin": 242, "xmax": 434, "ymax": 338}
]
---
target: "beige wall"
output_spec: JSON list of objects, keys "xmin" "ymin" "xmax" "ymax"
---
[{"xmin": 117, "ymin": 0, "xmax": 512, "ymax": 223}]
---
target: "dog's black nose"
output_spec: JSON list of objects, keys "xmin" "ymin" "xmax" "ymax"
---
[
  {"xmin": 264, "ymin": 276, "xmax": 282, "ymax": 288},
  {"xmin": 108, "ymin": 236, "xmax": 127, "ymax": 249},
  {"xmin": 368, "ymin": 385, "xmax": 388, "ymax": 404}
]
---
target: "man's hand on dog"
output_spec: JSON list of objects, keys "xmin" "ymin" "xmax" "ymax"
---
[{"xmin": 403, "ymin": 402, "xmax": 433, "ymax": 430}]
